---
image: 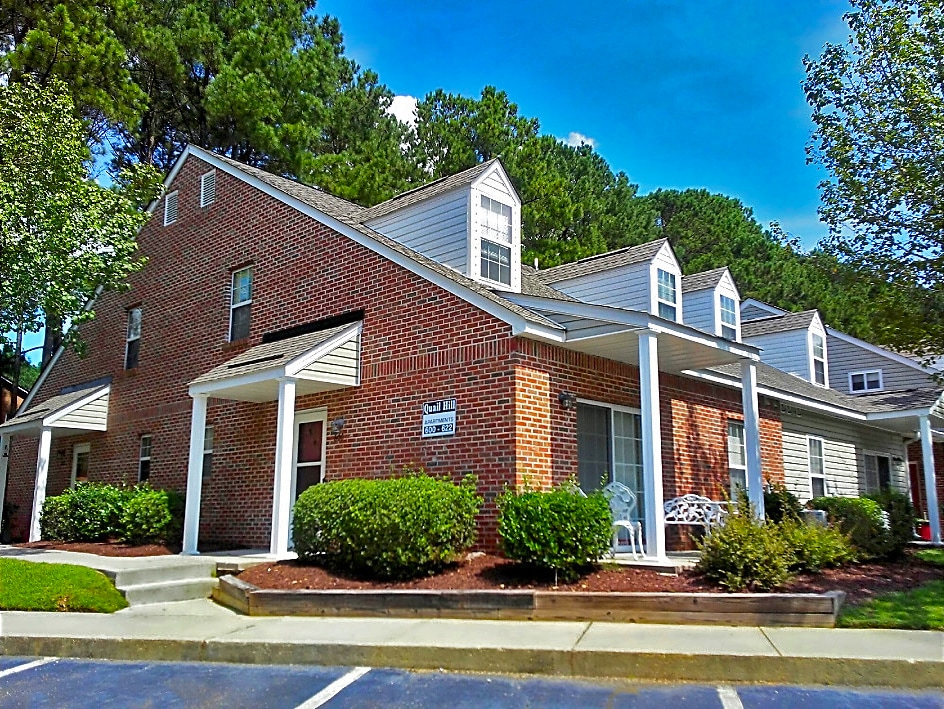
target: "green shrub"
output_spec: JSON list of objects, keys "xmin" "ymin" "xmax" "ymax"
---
[
  {"xmin": 498, "ymin": 483, "xmax": 612, "ymax": 583},
  {"xmin": 764, "ymin": 482, "xmax": 803, "ymax": 523},
  {"xmin": 810, "ymin": 496, "xmax": 892, "ymax": 560},
  {"xmin": 778, "ymin": 518, "xmax": 856, "ymax": 572},
  {"xmin": 865, "ymin": 489, "xmax": 916, "ymax": 559},
  {"xmin": 695, "ymin": 498, "xmax": 792, "ymax": 591},
  {"xmin": 120, "ymin": 485, "xmax": 184, "ymax": 545},
  {"xmin": 292, "ymin": 473, "xmax": 482, "ymax": 580},
  {"xmin": 39, "ymin": 482, "xmax": 130, "ymax": 542}
]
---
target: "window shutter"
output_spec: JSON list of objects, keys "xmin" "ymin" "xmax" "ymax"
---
[
  {"xmin": 200, "ymin": 171, "xmax": 216, "ymax": 207},
  {"xmin": 164, "ymin": 192, "xmax": 178, "ymax": 225}
]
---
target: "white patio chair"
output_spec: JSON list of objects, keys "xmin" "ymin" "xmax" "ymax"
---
[{"xmin": 603, "ymin": 481, "xmax": 643, "ymax": 559}]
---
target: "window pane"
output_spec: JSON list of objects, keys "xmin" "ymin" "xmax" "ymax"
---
[
  {"xmin": 809, "ymin": 438, "xmax": 824, "ymax": 476},
  {"xmin": 230, "ymin": 302, "xmax": 251, "ymax": 341},
  {"xmin": 480, "ymin": 240, "xmax": 511, "ymax": 285},
  {"xmin": 730, "ymin": 469, "xmax": 747, "ymax": 498},
  {"xmin": 877, "ymin": 456, "xmax": 891, "ymax": 489},
  {"xmin": 202, "ymin": 452, "xmax": 212, "ymax": 480},
  {"xmin": 851, "ymin": 373, "xmax": 865, "ymax": 391},
  {"xmin": 658, "ymin": 302, "xmax": 676, "ymax": 321},
  {"xmin": 125, "ymin": 338, "xmax": 140, "ymax": 370},
  {"xmin": 232, "ymin": 268, "xmax": 253, "ymax": 305},
  {"xmin": 139, "ymin": 435, "xmax": 152, "ymax": 458},
  {"xmin": 480, "ymin": 195, "xmax": 512, "ymax": 244},
  {"xmin": 577, "ymin": 403, "xmax": 610, "ymax": 492},
  {"xmin": 127, "ymin": 308, "xmax": 142, "ymax": 339},
  {"xmin": 727, "ymin": 422, "xmax": 745, "ymax": 468},
  {"xmin": 138, "ymin": 459, "xmax": 150, "ymax": 482},
  {"xmin": 720, "ymin": 295, "xmax": 737, "ymax": 326},
  {"xmin": 866, "ymin": 371, "xmax": 881, "ymax": 388},
  {"xmin": 657, "ymin": 269, "xmax": 676, "ymax": 304},
  {"xmin": 811, "ymin": 476, "xmax": 825, "ymax": 498},
  {"xmin": 75, "ymin": 451, "xmax": 90, "ymax": 484},
  {"xmin": 814, "ymin": 359, "xmax": 826, "ymax": 386},
  {"xmin": 812, "ymin": 333, "xmax": 824, "ymax": 358},
  {"xmin": 297, "ymin": 421, "xmax": 323, "ymax": 464},
  {"xmin": 204, "ymin": 426, "xmax": 214, "ymax": 453},
  {"xmin": 721, "ymin": 325, "xmax": 737, "ymax": 340}
]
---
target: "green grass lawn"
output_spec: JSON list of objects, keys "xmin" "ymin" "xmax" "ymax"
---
[
  {"xmin": 838, "ymin": 581, "xmax": 944, "ymax": 630},
  {"xmin": 914, "ymin": 548, "xmax": 944, "ymax": 566},
  {"xmin": 0, "ymin": 559, "xmax": 128, "ymax": 612}
]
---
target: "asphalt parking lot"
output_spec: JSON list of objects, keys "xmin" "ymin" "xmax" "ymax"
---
[{"xmin": 0, "ymin": 656, "xmax": 942, "ymax": 708}]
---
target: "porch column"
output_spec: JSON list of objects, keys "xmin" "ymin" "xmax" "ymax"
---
[
  {"xmin": 181, "ymin": 394, "xmax": 208, "ymax": 554},
  {"xmin": 270, "ymin": 377, "xmax": 296, "ymax": 556},
  {"xmin": 919, "ymin": 415, "xmax": 941, "ymax": 545},
  {"xmin": 639, "ymin": 332, "xmax": 666, "ymax": 559},
  {"xmin": 0, "ymin": 434, "xmax": 9, "ymax": 536},
  {"xmin": 29, "ymin": 426, "xmax": 52, "ymax": 542},
  {"xmin": 741, "ymin": 360, "xmax": 765, "ymax": 518}
]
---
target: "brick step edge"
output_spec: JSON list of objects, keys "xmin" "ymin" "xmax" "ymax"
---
[{"xmin": 213, "ymin": 575, "xmax": 845, "ymax": 627}]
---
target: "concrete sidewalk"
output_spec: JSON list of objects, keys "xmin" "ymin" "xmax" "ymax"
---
[{"xmin": 0, "ymin": 600, "xmax": 941, "ymax": 689}]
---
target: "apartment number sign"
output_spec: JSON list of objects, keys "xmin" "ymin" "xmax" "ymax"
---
[{"xmin": 422, "ymin": 398, "xmax": 457, "ymax": 438}]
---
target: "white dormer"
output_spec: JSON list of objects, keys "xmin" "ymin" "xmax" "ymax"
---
[
  {"xmin": 532, "ymin": 239, "xmax": 683, "ymax": 321},
  {"xmin": 741, "ymin": 310, "xmax": 830, "ymax": 387},
  {"xmin": 681, "ymin": 267, "xmax": 741, "ymax": 340},
  {"xmin": 362, "ymin": 160, "xmax": 522, "ymax": 293}
]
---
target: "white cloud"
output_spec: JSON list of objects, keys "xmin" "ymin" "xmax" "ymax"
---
[
  {"xmin": 388, "ymin": 95, "xmax": 418, "ymax": 128},
  {"xmin": 564, "ymin": 131, "xmax": 597, "ymax": 149}
]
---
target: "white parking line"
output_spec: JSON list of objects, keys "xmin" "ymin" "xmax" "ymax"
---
[
  {"xmin": 717, "ymin": 685, "xmax": 744, "ymax": 709},
  {"xmin": 0, "ymin": 657, "xmax": 57, "ymax": 680},
  {"xmin": 296, "ymin": 666, "xmax": 371, "ymax": 708}
]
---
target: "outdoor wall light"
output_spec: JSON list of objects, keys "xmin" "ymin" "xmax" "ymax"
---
[
  {"xmin": 558, "ymin": 391, "xmax": 578, "ymax": 410},
  {"xmin": 330, "ymin": 418, "xmax": 346, "ymax": 436}
]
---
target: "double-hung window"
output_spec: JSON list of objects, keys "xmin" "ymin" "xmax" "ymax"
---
[
  {"xmin": 656, "ymin": 269, "xmax": 677, "ymax": 321},
  {"xmin": 719, "ymin": 295, "xmax": 738, "ymax": 339},
  {"xmin": 808, "ymin": 436, "xmax": 825, "ymax": 498},
  {"xmin": 125, "ymin": 307, "xmax": 142, "ymax": 369},
  {"xmin": 230, "ymin": 267, "xmax": 253, "ymax": 341},
  {"xmin": 811, "ymin": 333, "xmax": 827, "ymax": 386},
  {"xmin": 138, "ymin": 435, "xmax": 152, "ymax": 483},
  {"xmin": 727, "ymin": 421, "xmax": 747, "ymax": 497},
  {"xmin": 849, "ymin": 370, "xmax": 882, "ymax": 393},
  {"xmin": 479, "ymin": 195, "xmax": 512, "ymax": 286}
]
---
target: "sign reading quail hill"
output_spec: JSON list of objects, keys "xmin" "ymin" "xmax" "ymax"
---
[{"xmin": 422, "ymin": 398, "xmax": 457, "ymax": 438}]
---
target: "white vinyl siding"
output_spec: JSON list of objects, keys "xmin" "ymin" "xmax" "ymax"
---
[
  {"xmin": 365, "ymin": 189, "xmax": 469, "ymax": 272},
  {"xmin": 827, "ymin": 333, "xmax": 934, "ymax": 393},
  {"xmin": 681, "ymin": 287, "xmax": 714, "ymax": 334},
  {"xmin": 779, "ymin": 409, "xmax": 908, "ymax": 500},
  {"xmin": 55, "ymin": 390, "xmax": 110, "ymax": 430},
  {"xmin": 741, "ymin": 302, "xmax": 778, "ymax": 321},
  {"xmin": 741, "ymin": 329, "xmax": 811, "ymax": 378},
  {"xmin": 295, "ymin": 334, "xmax": 360, "ymax": 387},
  {"xmin": 548, "ymin": 262, "xmax": 651, "ymax": 310}
]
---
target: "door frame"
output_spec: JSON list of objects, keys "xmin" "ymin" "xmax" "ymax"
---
[
  {"xmin": 290, "ymin": 408, "xmax": 327, "ymax": 505},
  {"xmin": 71, "ymin": 442, "xmax": 91, "ymax": 487}
]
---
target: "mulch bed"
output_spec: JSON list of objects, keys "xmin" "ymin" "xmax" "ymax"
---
[
  {"xmin": 238, "ymin": 550, "xmax": 944, "ymax": 606},
  {"xmin": 16, "ymin": 540, "xmax": 177, "ymax": 557}
]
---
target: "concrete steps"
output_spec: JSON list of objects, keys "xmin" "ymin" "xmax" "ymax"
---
[{"xmin": 105, "ymin": 561, "xmax": 219, "ymax": 606}]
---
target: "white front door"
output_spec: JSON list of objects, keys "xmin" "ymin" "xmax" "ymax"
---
[{"xmin": 289, "ymin": 410, "xmax": 326, "ymax": 544}]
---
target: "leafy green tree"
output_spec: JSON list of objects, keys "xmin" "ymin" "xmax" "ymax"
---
[
  {"xmin": 0, "ymin": 81, "xmax": 161, "ymax": 360},
  {"xmin": 804, "ymin": 0, "xmax": 944, "ymax": 356}
]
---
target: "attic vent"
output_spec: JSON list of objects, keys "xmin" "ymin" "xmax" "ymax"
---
[
  {"xmin": 164, "ymin": 191, "xmax": 178, "ymax": 225},
  {"xmin": 200, "ymin": 171, "xmax": 216, "ymax": 207}
]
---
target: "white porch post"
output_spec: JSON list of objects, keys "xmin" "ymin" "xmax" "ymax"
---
[
  {"xmin": 639, "ymin": 332, "xmax": 666, "ymax": 559},
  {"xmin": 181, "ymin": 394, "xmax": 208, "ymax": 554},
  {"xmin": 919, "ymin": 415, "xmax": 941, "ymax": 545},
  {"xmin": 741, "ymin": 360, "xmax": 765, "ymax": 518},
  {"xmin": 29, "ymin": 426, "xmax": 52, "ymax": 542},
  {"xmin": 0, "ymin": 434, "xmax": 9, "ymax": 536},
  {"xmin": 270, "ymin": 377, "xmax": 297, "ymax": 556}
]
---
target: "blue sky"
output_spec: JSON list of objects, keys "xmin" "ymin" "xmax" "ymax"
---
[{"xmin": 319, "ymin": 0, "xmax": 851, "ymax": 248}]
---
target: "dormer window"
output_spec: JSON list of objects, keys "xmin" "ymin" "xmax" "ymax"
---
[
  {"xmin": 479, "ymin": 195, "xmax": 512, "ymax": 286},
  {"xmin": 849, "ymin": 369, "xmax": 882, "ymax": 392},
  {"xmin": 719, "ymin": 295, "xmax": 738, "ymax": 339},
  {"xmin": 656, "ymin": 269, "xmax": 677, "ymax": 321},
  {"xmin": 811, "ymin": 332, "xmax": 827, "ymax": 386}
]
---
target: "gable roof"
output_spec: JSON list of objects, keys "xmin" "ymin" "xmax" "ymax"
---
[
  {"xmin": 186, "ymin": 148, "xmax": 561, "ymax": 335},
  {"xmin": 360, "ymin": 159, "xmax": 502, "ymax": 222},
  {"xmin": 534, "ymin": 239, "xmax": 670, "ymax": 283},
  {"xmin": 741, "ymin": 310, "xmax": 819, "ymax": 338},
  {"xmin": 681, "ymin": 267, "xmax": 729, "ymax": 293}
]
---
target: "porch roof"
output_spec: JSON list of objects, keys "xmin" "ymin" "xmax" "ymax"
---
[
  {"xmin": 189, "ymin": 322, "xmax": 362, "ymax": 403},
  {"xmin": 0, "ymin": 383, "xmax": 110, "ymax": 436}
]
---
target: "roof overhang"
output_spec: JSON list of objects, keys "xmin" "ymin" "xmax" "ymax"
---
[
  {"xmin": 504, "ymin": 294, "xmax": 759, "ymax": 373},
  {"xmin": 189, "ymin": 323, "xmax": 362, "ymax": 403},
  {"xmin": 0, "ymin": 384, "xmax": 110, "ymax": 436}
]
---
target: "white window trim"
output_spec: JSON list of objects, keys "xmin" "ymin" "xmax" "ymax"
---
[
  {"xmin": 163, "ymin": 191, "xmax": 178, "ymax": 226},
  {"xmin": 718, "ymin": 293, "xmax": 739, "ymax": 340},
  {"xmin": 138, "ymin": 435, "xmax": 152, "ymax": 483},
  {"xmin": 125, "ymin": 307, "xmax": 141, "ymax": 370},
  {"xmin": 71, "ymin": 443, "xmax": 91, "ymax": 487},
  {"xmin": 655, "ymin": 268, "xmax": 678, "ymax": 322},
  {"xmin": 727, "ymin": 420, "xmax": 747, "ymax": 494},
  {"xmin": 476, "ymin": 194, "xmax": 514, "ymax": 288},
  {"xmin": 863, "ymin": 450, "xmax": 892, "ymax": 493},
  {"xmin": 809, "ymin": 330, "xmax": 829, "ymax": 388},
  {"xmin": 807, "ymin": 435, "xmax": 826, "ymax": 499},
  {"xmin": 200, "ymin": 170, "xmax": 216, "ymax": 207},
  {"xmin": 229, "ymin": 266, "xmax": 253, "ymax": 342},
  {"xmin": 848, "ymin": 369, "xmax": 884, "ymax": 393}
]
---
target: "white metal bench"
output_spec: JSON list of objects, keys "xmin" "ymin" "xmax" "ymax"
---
[{"xmin": 663, "ymin": 494, "xmax": 728, "ymax": 532}]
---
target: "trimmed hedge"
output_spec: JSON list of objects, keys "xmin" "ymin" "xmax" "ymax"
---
[
  {"xmin": 498, "ymin": 483, "xmax": 612, "ymax": 582},
  {"xmin": 292, "ymin": 473, "xmax": 482, "ymax": 580},
  {"xmin": 40, "ymin": 482, "xmax": 183, "ymax": 545}
]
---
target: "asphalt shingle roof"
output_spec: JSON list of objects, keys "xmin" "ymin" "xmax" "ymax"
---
[
  {"xmin": 681, "ymin": 268, "xmax": 728, "ymax": 293},
  {"xmin": 518, "ymin": 266, "xmax": 578, "ymax": 301},
  {"xmin": 190, "ymin": 324, "xmax": 354, "ymax": 386},
  {"xmin": 534, "ymin": 240, "xmax": 669, "ymax": 283},
  {"xmin": 360, "ymin": 160, "xmax": 500, "ymax": 222},
  {"xmin": 741, "ymin": 311, "xmax": 818, "ymax": 338}
]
